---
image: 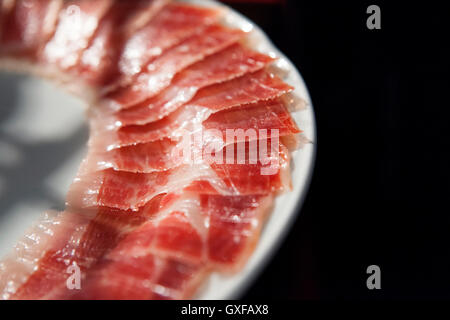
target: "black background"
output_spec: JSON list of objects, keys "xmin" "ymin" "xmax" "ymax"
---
[{"xmin": 221, "ymin": 0, "xmax": 450, "ymax": 299}]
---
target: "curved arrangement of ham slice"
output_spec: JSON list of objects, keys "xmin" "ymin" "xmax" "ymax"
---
[{"xmin": 0, "ymin": 0, "xmax": 307, "ymax": 300}]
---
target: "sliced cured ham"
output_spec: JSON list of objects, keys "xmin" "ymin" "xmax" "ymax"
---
[
  {"xmin": 66, "ymin": 194, "xmax": 207, "ymax": 299},
  {"xmin": 0, "ymin": 0, "xmax": 306, "ymax": 301},
  {"xmin": 111, "ymin": 2, "xmax": 221, "ymax": 89},
  {"xmin": 1, "ymin": 210, "xmax": 96, "ymax": 299},
  {"xmin": 75, "ymin": 193, "xmax": 273, "ymax": 298},
  {"xmin": 4, "ymin": 195, "xmax": 169, "ymax": 300},
  {"xmin": 113, "ymin": 67, "xmax": 292, "ymax": 127},
  {"xmin": 3, "ymin": 191, "xmax": 276, "ymax": 299},
  {"xmin": 87, "ymin": 137, "xmax": 181, "ymax": 173},
  {"xmin": 203, "ymin": 98, "xmax": 300, "ymax": 134},
  {"xmin": 201, "ymin": 194, "xmax": 273, "ymax": 270},
  {"xmin": 94, "ymin": 70, "xmax": 292, "ymax": 150},
  {"xmin": 0, "ymin": 211, "xmax": 63, "ymax": 300},
  {"xmin": 68, "ymin": 141, "xmax": 290, "ymax": 211},
  {"xmin": 101, "ymin": 45, "xmax": 276, "ymax": 126},
  {"xmin": 70, "ymin": 253, "xmax": 206, "ymax": 300},
  {"xmin": 108, "ymin": 193, "xmax": 275, "ymax": 270},
  {"xmin": 208, "ymin": 153, "xmax": 291, "ymax": 195},
  {"xmin": 67, "ymin": 164, "xmax": 226, "ymax": 211},
  {"xmin": 190, "ymin": 142, "xmax": 292, "ymax": 194},
  {"xmin": 73, "ymin": 0, "xmax": 170, "ymax": 87},
  {"xmin": 40, "ymin": 0, "xmax": 113, "ymax": 69},
  {"xmin": 103, "ymin": 24, "xmax": 245, "ymax": 110},
  {"xmin": 84, "ymin": 195, "xmax": 208, "ymax": 266},
  {"xmin": 2, "ymin": 188, "xmax": 276, "ymax": 299},
  {"xmin": 0, "ymin": 0, "xmax": 62, "ymax": 57},
  {"xmin": 91, "ymin": 43, "xmax": 274, "ymax": 126},
  {"xmin": 62, "ymin": 192, "xmax": 272, "ymax": 299},
  {"xmin": 87, "ymin": 99, "xmax": 299, "ymax": 173}
]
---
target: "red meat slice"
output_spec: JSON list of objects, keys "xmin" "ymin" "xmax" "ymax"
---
[
  {"xmin": 7, "ymin": 195, "xmax": 168, "ymax": 299},
  {"xmin": 69, "ymin": 253, "xmax": 206, "ymax": 300},
  {"xmin": 106, "ymin": 45, "xmax": 276, "ymax": 127},
  {"xmin": 72, "ymin": 0, "xmax": 170, "ymax": 87},
  {"xmin": 107, "ymin": 2, "xmax": 221, "ymax": 90},
  {"xmin": 67, "ymin": 141, "xmax": 290, "ymax": 211},
  {"xmin": 40, "ymin": 0, "xmax": 113, "ymax": 69},
  {"xmin": 0, "ymin": 0, "xmax": 61, "ymax": 57},
  {"xmin": 113, "ymin": 67, "xmax": 291, "ymax": 127},
  {"xmin": 103, "ymin": 24, "xmax": 245, "ymax": 110},
  {"xmin": 201, "ymin": 194, "xmax": 273, "ymax": 270},
  {"xmin": 203, "ymin": 98, "xmax": 300, "ymax": 134},
  {"xmin": 87, "ymin": 99, "xmax": 298, "ymax": 173},
  {"xmin": 91, "ymin": 69, "xmax": 290, "ymax": 151},
  {"xmin": 48, "ymin": 192, "xmax": 273, "ymax": 299}
]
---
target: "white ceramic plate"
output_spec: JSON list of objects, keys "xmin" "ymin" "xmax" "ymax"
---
[{"xmin": 0, "ymin": 0, "xmax": 316, "ymax": 299}]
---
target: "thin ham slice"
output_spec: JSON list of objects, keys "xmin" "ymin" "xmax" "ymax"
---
[
  {"xmin": 106, "ymin": 193, "xmax": 274, "ymax": 270},
  {"xmin": 108, "ymin": 2, "xmax": 221, "ymax": 91},
  {"xmin": 2, "ymin": 210, "xmax": 96, "ymax": 300},
  {"xmin": 99, "ymin": 45, "xmax": 276, "ymax": 127},
  {"xmin": 114, "ymin": 67, "xmax": 292, "ymax": 127},
  {"xmin": 203, "ymin": 98, "xmax": 300, "ymax": 134},
  {"xmin": 189, "ymin": 142, "xmax": 292, "ymax": 195},
  {"xmin": 85, "ymin": 195, "xmax": 208, "ymax": 266},
  {"xmin": 86, "ymin": 99, "xmax": 299, "ymax": 173},
  {"xmin": 67, "ymin": 164, "xmax": 226, "ymax": 211},
  {"xmin": 75, "ymin": 193, "xmax": 273, "ymax": 298},
  {"xmin": 70, "ymin": 253, "xmax": 206, "ymax": 300},
  {"xmin": 6, "ymin": 195, "xmax": 169, "ymax": 300},
  {"xmin": 0, "ymin": 0, "xmax": 62, "ymax": 57},
  {"xmin": 5, "ymin": 193, "xmax": 201, "ymax": 299},
  {"xmin": 2, "ymin": 188, "xmax": 276, "ymax": 299},
  {"xmin": 87, "ymin": 137, "xmax": 181, "ymax": 172},
  {"xmin": 92, "ymin": 71, "xmax": 292, "ymax": 150},
  {"xmin": 40, "ymin": 0, "xmax": 113, "ymax": 69},
  {"xmin": 201, "ymin": 194, "xmax": 273, "ymax": 270},
  {"xmin": 0, "ymin": 211, "xmax": 64, "ymax": 300},
  {"xmin": 102, "ymin": 24, "xmax": 245, "ymax": 110},
  {"xmin": 62, "ymin": 192, "xmax": 272, "ymax": 299},
  {"xmin": 67, "ymin": 141, "xmax": 290, "ymax": 211},
  {"xmin": 66, "ymin": 194, "xmax": 207, "ymax": 299},
  {"xmin": 72, "ymin": 0, "xmax": 170, "ymax": 87}
]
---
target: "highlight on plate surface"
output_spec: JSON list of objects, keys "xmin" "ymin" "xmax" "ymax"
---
[{"xmin": 0, "ymin": 0, "xmax": 310, "ymax": 299}]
